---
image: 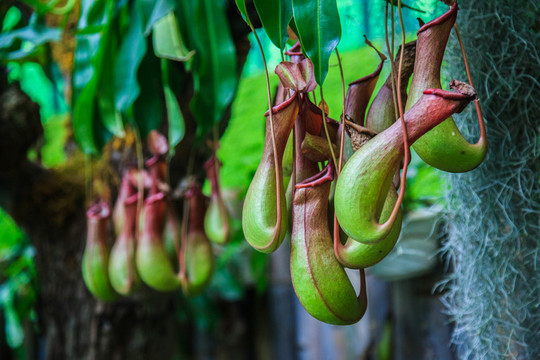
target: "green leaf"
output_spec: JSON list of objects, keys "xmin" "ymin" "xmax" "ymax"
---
[
  {"xmin": 4, "ymin": 299, "xmax": 23, "ymax": 348},
  {"xmin": 93, "ymin": 102, "xmax": 114, "ymax": 150},
  {"xmin": 132, "ymin": 47, "xmax": 163, "ymax": 138},
  {"xmin": 98, "ymin": 30, "xmax": 124, "ymax": 137},
  {"xmin": 152, "ymin": 12, "xmax": 194, "ymax": 62},
  {"xmin": 77, "ymin": 0, "xmax": 113, "ymax": 32},
  {"xmin": 0, "ymin": 210, "xmax": 25, "ymax": 256},
  {"xmin": 291, "ymin": 0, "xmax": 341, "ymax": 85},
  {"xmin": 161, "ymin": 59, "xmax": 184, "ymax": 153},
  {"xmin": 234, "ymin": 0, "xmax": 250, "ymax": 24},
  {"xmin": 97, "ymin": 96, "xmax": 124, "ymax": 137},
  {"xmin": 175, "ymin": 0, "xmax": 194, "ymax": 51},
  {"xmin": 137, "ymin": 0, "xmax": 176, "ymax": 35},
  {"xmin": 72, "ymin": 38, "xmax": 100, "ymax": 154},
  {"xmin": 1, "ymin": 7, "xmax": 22, "ymax": 32},
  {"xmin": 114, "ymin": 2, "xmax": 146, "ymax": 113},
  {"xmin": 72, "ymin": 0, "xmax": 115, "ymax": 154},
  {"xmin": 164, "ymin": 86, "xmax": 184, "ymax": 152},
  {"xmin": 0, "ymin": 17, "xmax": 61, "ymax": 61},
  {"xmin": 74, "ymin": 24, "xmax": 108, "ymax": 35},
  {"xmin": 0, "ymin": 23, "xmax": 60, "ymax": 49},
  {"xmin": 190, "ymin": 0, "xmax": 238, "ymax": 140},
  {"xmin": 253, "ymin": 0, "xmax": 292, "ymax": 50},
  {"xmin": 288, "ymin": 16, "xmax": 300, "ymax": 38}
]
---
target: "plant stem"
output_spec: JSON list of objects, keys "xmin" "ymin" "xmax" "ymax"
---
[
  {"xmin": 251, "ymin": 26, "xmax": 284, "ymax": 247},
  {"xmin": 335, "ymin": 48, "xmax": 346, "ymax": 175},
  {"xmin": 454, "ymin": 24, "xmax": 487, "ymax": 145},
  {"xmin": 390, "ymin": 0, "xmax": 410, "ymax": 229},
  {"xmin": 319, "ymin": 87, "xmax": 338, "ymax": 167}
]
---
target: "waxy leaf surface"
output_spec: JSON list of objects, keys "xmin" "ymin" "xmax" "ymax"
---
[
  {"xmin": 114, "ymin": 2, "xmax": 146, "ymax": 113},
  {"xmin": 72, "ymin": 0, "xmax": 114, "ymax": 154},
  {"xmin": 234, "ymin": 0, "xmax": 250, "ymax": 24},
  {"xmin": 253, "ymin": 0, "xmax": 293, "ymax": 50},
  {"xmin": 291, "ymin": 0, "xmax": 341, "ymax": 85},
  {"xmin": 189, "ymin": 0, "xmax": 238, "ymax": 140}
]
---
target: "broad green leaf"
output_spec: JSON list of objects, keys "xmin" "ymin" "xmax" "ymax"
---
[
  {"xmin": 114, "ymin": 0, "xmax": 129, "ymax": 13},
  {"xmin": 253, "ymin": 0, "xmax": 292, "ymax": 50},
  {"xmin": 0, "ymin": 20, "xmax": 61, "ymax": 61},
  {"xmin": 98, "ymin": 31, "xmax": 124, "ymax": 137},
  {"xmin": 190, "ymin": 0, "xmax": 238, "ymax": 140},
  {"xmin": 97, "ymin": 97, "xmax": 124, "ymax": 137},
  {"xmin": 132, "ymin": 47, "xmax": 163, "ymax": 138},
  {"xmin": 292, "ymin": 0, "xmax": 341, "ymax": 85},
  {"xmin": 288, "ymin": 17, "xmax": 299, "ymax": 38},
  {"xmin": 0, "ymin": 24, "xmax": 60, "ymax": 49},
  {"xmin": 0, "ymin": 210, "xmax": 25, "ymax": 254},
  {"xmin": 92, "ymin": 103, "xmax": 114, "ymax": 150},
  {"xmin": 137, "ymin": 0, "xmax": 176, "ymax": 35},
  {"xmin": 152, "ymin": 12, "xmax": 194, "ymax": 62},
  {"xmin": 76, "ymin": 0, "xmax": 113, "ymax": 32},
  {"xmin": 234, "ymin": 0, "xmax": 250, "ymax": 24},
  {"xmin": 72, "ymin": 0, "xmax": 115, "ymax": 154},
  {"xmin": 98, "ymin": 96, "xmax": 125, "ymax": 137},
  {"xmin": 286, "ymin": 17, "xmax": 302, "ymax": 45},
  {"xmin": 114, "ymin": 2, "xmax": 146, "ymax": 113},
  {"xmin": 175, "ymin": 0, "xmax": 195, "ymax": 54},
  {"xmin": 4, "ymin": 299, "xmax": 24, "ymax": 348},
  {"xmin": 164, "ymin": 86, "xmax": 184, "ymax": 153},
  {"xmin": 161, "ymin": 59, "xmax": 184, "ymax": 153},
  {"xmin": 1, "ymin": 7, "xmax": 22, "ymax": 32},
  {"xmin": 0, "ymin": 43, "xmax": 46, "ymax": 63},
  {"xmin": 74, "ymin": 24, "xmax": 108, "ymax": 35}
]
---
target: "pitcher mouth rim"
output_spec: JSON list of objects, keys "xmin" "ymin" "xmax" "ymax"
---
[
  {"xmin": 423, "ymin": 86, "xmax": 476, "ymax": 101},
  {"xmin": 264, "ymin": 91, "xmax": 298, "ymax": 117},
  {"xmin": 417, "ymin": 2, "xmax": 458, "ymax": 35}
]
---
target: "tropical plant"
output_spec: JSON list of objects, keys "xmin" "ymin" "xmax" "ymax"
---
[
  {"xmin": 236, "ymin": 0, "xmax": 484, "ymax": 324},
  {"xmin": 0, "ymin": 0, "xmax": 493, "ymax": 357}
]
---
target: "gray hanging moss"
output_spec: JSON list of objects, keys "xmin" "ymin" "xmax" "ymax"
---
[{"xmin": 439, "ymin": 0, "xmax": 540, "ymax": 359}]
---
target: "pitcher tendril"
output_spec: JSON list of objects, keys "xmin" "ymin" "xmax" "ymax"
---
[
  {"xmin": 454, "ymin": 23, "xmax": 487, "ymax": 148},
  {"xmin": 320, "ymin": 87, "xmax": 338, "ymax": 167},
  {"xmin": 253, "ymin": 25, "xmax": 284, "ymax": 250},
  {"xmin": 335, "ymin": 48, "xmax": 346, "ymax": 175},
  {"xmin": 392, "ymin": 0, "xmax": 411, "ymax": 229}
]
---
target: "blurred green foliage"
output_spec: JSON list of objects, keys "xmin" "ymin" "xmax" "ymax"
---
[
  {"xmin": 0, "ymin": 209, "xmax": 37, "ymax": 354},
  {"xmin": 403, "ymin": 151, "xmax": 446, "ymax": 213},
  {"xmin": 7, "ymin": 62, "xmax": 68, "ymax": 123}
]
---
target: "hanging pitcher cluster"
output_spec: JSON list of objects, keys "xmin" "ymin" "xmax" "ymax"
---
[
  {"xmin": 82, "ymin": 131, "xmax": 231, "ymax": 301},
  {"xmin": 242, "ymin": 3, "xmax": 486, "ymax": 325}
]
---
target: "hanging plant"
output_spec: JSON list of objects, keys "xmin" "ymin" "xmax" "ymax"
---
[
  {"xmin": 16, "ymin": 0, "xmax": 486, "ymax": 325},
  {"xmin": 235, "ymin": 0, "xmax": 485, "ymax": 325}
]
